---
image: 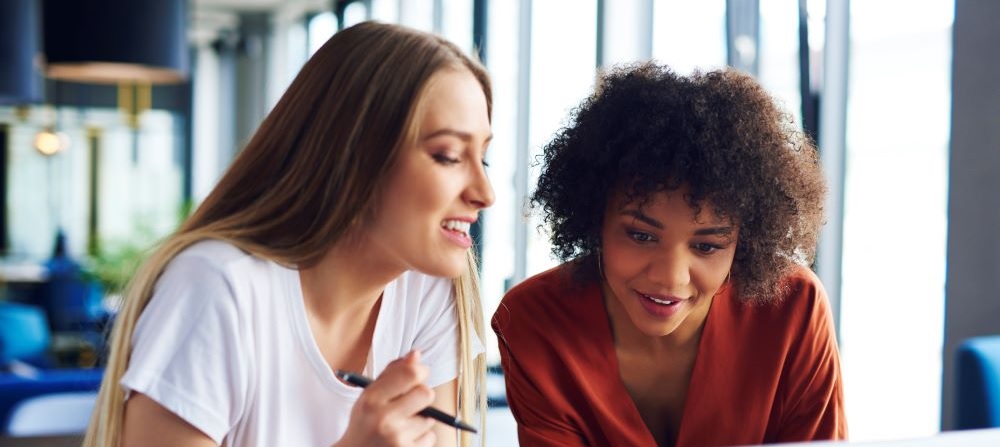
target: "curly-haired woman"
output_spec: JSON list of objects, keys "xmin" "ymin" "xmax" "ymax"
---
[{"xmin": 492, "ymin": 63, "xmax": 846, "ymax": 447}]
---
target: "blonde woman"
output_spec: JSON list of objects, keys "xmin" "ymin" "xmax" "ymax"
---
[{"xmin": 84, "ymin": 21, "xmax": 493, "ymax": 447}]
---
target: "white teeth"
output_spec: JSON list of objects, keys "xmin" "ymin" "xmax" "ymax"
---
[
  {"xmin": 644, "ymin": 294, "xmax": 675, "ymax": 305},
  {"xmin": 443, "ymin": 220, "xmax": 471, "ymax": 235}
]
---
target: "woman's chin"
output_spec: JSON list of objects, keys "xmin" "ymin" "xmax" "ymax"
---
[
  {"xmin": 626, "ymin": 309, "xmax": 685, "ymax": 338},
  {"xmin": 415, "ymin": 258, "xmax": 468, "ymax": 279}
]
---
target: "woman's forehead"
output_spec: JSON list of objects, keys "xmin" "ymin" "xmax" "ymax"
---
[{"xmin": 610, "ymin": 186, "xmax": 737, "ymax": 225}]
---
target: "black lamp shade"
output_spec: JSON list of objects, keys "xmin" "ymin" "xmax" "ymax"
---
[
  {"xmin": 0, "ymin": 0, "xmax": 44, "ymax": 105},
  {"xmin": 43, "ymin": 0, "xmax": 189, "ymax": 84}
]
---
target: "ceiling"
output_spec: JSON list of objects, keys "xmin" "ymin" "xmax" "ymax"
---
[
  {"xmin": 192, "ymin": 0, "xmax": 288, "ymax": 12},
  {"xmin": 189, "ymin": 0, "xmax": 329, "ymax": 41}
]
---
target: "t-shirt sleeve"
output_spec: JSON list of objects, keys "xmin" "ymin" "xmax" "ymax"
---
[
  {"xmin": 120, "ymin": 253, "xmax": 249, "ymax": 444},
  {"xmin": 411, "ymin": 275, "xmax": 484, "ymax": 388},
  {"xmin": 774, "ymin": 273, "xmax": 848, "ymax": 442}
]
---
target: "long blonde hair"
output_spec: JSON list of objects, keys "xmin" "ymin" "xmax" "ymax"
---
[{"xmin": 84, "ymin": 21, "xmax": 490, "ymax": 447}]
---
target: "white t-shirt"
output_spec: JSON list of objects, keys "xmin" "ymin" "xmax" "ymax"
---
[{"xmin": 121, "ymin": 240, "xmax": 480, "ymax": 446}]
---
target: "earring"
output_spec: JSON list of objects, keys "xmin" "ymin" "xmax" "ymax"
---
[{"xmin": 596, "ymin": 248, "xmax": 606, "ymax": 279}]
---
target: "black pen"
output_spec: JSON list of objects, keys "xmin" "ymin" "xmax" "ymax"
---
[{"xmin": 334, "ymin": 370, "xmax": 479, "ymax": 434}]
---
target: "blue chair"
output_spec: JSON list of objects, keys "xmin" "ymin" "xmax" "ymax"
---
[
  {"xmin": 5, "ymin": 391, "xmax": 97, "ymax": 436},
  {"xmin": 956, "ymin": 335, "xmax": 1000, "ymax": 429},
  {"xmin": 0, "ymin": 369, "xmax": 104, "ymax": 433},
  {"xmin": 0, "ymin": 302, "xmax": 50, "ymax": 367},
  {"xmin": 0, "ymin": 302, "xmax": 103, "ymax": 434}
]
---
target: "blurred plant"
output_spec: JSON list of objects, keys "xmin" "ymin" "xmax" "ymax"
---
[
  {"xmin": 81, "ymin": 225, "xmax": 156, "ymax": 296},
  {"xmin": 81, "ymin": 200, "xmax": 194, "ymax": 296}
]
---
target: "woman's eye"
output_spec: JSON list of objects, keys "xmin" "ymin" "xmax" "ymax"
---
[
  {"xmin": 627, "ymin": 231, "xmax": 655, "ymax": 243},
  {"xmin": 693, "ymin": 243, "xmax": 720, "ymax": 254},
  {"xmin": 433, "ymin": 153, "xmax": 460, "ymax": 165}
]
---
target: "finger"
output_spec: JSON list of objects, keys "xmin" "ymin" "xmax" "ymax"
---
[
  {"xmin": 387, "ymin": 417, "xmax": 436, "ymax": 447},
  {"xmin": 372, "ymin": 406, "xmax": 436, "ymax": 446},
  {"xmin": 385, "ymin": 383, "xmax": 436, "ymax": 420},
  {"xmin": 406, "ymin": 349, "xmax": 421, "ymax": 364},
  {"xmin": 359, "ymin": 352, "xmax": 429, "ymax": 404},
  {"xmin": 411, "ymin": 423, "xmax": 437, "ymax": 447},
  {"xmin": 394, "ymin": 349, "xmax": 421, "ymax": 366}
]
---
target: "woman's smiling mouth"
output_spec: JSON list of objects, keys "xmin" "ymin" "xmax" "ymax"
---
[
  {"xmin": 636, "ymin": 290, "xmax": 685, "ymax": 318},
  {"xmin": 441, "ymin": 219, "xmax": 473, "ymax": 248}
]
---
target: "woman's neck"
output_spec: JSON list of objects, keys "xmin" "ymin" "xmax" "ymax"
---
[
  {"xmin": 298, "ymin": 239, "xmax": 400, "ymax": 374},
  {"xmin": 299, "ymin": 238, "xmax": 406, "ymax": 325}
]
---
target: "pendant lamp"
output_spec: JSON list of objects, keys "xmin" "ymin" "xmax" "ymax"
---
[
  {"xmin": 42, "ymin": 0, "xmax": 189, "ymax": 84},
  {"xmin": 0, "ymin": 0, "xmax": 44, "ymax": 105}
]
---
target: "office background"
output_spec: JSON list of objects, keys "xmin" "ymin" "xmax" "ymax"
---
[{"xmin": 0, "ymin": 0, "xmax": 998, "ymax": 443}]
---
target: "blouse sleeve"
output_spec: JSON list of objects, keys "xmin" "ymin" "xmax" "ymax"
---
[
  {"xmin": 497, "ymin": 341, "xmax": 590, "ymax": 445},
  {"xmin": 773, "ymin": 275, "xmax": 848, "ymax": 442},
  {"xmin": 120, "ymin": 253, "xmax": 250, "ymax": 444},
  {"xmin": 493, "ymin": 307, "xmax": 588, "ymax": 446}
]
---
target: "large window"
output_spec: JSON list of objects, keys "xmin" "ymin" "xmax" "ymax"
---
[
  {"xmin": 525, "ymin": 0, "xmax": 598, "ymax": 276},
  {"xmin": 480, "ymin": 0, "xmax": 520, "ymax": 366},
  {"xmin": 758, "ymin": 0, "xmax": 806, "ymax": 125},
  {"xmin": 652, "ymin": 0, "xmax": 727, "ymax": 73},
  {"xmin": 839, "ymin": 0, "xmax": 953, "ymax": 440},
  {"xmin": 2, "ymin": 105, "xmax": 184, "ymax": 261},
  {"xmin": 479, "ymin": 0, "xmax": 598, "ymax": 364}
]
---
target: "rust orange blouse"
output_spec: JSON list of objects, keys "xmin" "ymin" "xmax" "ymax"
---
[{"xmin": 492, "ymin": 264, "xmax": 847, "ymax": 447}]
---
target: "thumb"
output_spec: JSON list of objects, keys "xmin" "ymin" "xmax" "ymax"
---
[{"xmin": 405, "ymin": 349, "xmax": 423, "ymax": 365}]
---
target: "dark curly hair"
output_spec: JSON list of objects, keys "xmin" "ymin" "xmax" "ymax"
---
[{"xmin": 531, "ymin": 63, "xmax": 826, "ymax": 304}]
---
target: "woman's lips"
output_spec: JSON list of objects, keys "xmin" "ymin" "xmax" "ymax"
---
[
  {"xmin": 635, "ymin": 290, "xmax": 684, "ymax": 318},
  {"xmin": 441, "ymin": 226, "xmax": 473, "ymax": 248}
]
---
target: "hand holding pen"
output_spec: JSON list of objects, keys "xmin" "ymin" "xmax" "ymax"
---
[
  {"xmin": 335, "ymin": 370, "xmax": 478, "ymax": 434},
  {"xmin": 333, "ymin": 351, "xmax": 475, "ymax": 447}
]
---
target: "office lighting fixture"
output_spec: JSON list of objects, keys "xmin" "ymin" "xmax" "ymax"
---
[
  {"xmin": 43, "ymin": 0, "xmax": 189, "ymax": 84},
  {"xmin": 0, "ymin": 0, "xmax": 44, "ymax": 104},
  {"xmin": 33, "ymin": 127, "xmax": 70, "ymax": 157}
]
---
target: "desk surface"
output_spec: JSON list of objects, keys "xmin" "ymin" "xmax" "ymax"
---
[
  {"xmin": 0, "ymin": 435, "xmax": 82, "ymax": 447},
  {"xmin": 732, "ymin": 428, "xmax": 1000, "ymax": 447},
  {"xmin": 2, "ymin": 429, "xmax": 998, "ymax": 447}
]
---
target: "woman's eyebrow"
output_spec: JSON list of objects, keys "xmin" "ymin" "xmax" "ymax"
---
[
  {"xmin": 622, "ymin": 209, "xmax": 735, "ymax": 236},
  {"xmin": 621, "ymin": 210, "xmax": 663, "ymax": 229},
  {"xmin": 694, "ymin": 226, "xmax": 736, "ymax": 236},
  {"xmin": 421, "ymin": 128, "xmax": 494, "ymax": 143}
]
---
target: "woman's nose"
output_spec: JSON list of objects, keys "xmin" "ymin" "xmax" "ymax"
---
[
  {"xmin": 465, "ymin": 163, "xmax": 495, "ymax": 209},
  {"xmin": 646, "ymin": 249, "xmax": 691, "ymax": 288}
]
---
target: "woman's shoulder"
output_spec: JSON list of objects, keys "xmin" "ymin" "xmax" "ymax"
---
[
  {"xmin": 494, "ymin": 263, "xmax": 602, "ymax": 334},
  {"xmin": 733, "ymin": 264, "xmax": 825, "ymax": 308},
  {"xmin": 155, "ymin": 239, "xmax": 283, "ymax": 308},
  {"xmin": 729, "ymin": 264, "xmax": 833, "ymax": 338},
  {"xmin": 174, "ymin": 239, "xmax": 253, "ymax": 265},
  {"xmin": 723, "ymin": 265, "xmax": 830, "ymax": 329},
  {"xmin": 776, "ymin": 264, "xmax": 829, "ymax": 312},
  {"xmin": 165, "ymin": 239, "xmax": 274, "ymax": 279},
  {"xmin": 384, "ymin": 271, "xmax": 459, "ymax": 328},
  {"xmin": 501, "ymin": 264, "xmax": 585, "ymax": 309},
  {"xmin": 783, "ymin": 263, "xmax": 823, "ymax": 288},
  {"xmin": 392, "ymin": 270, "xmax": 453, "ymax": 301}
]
